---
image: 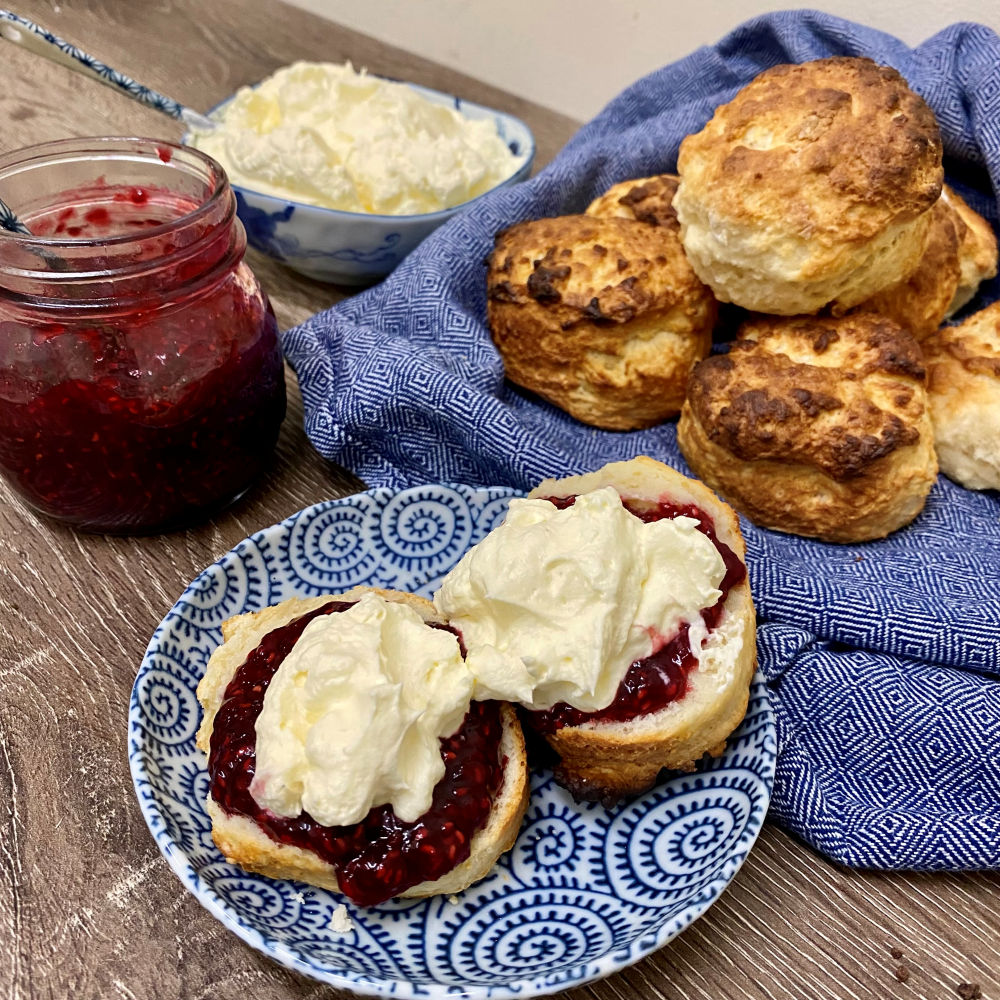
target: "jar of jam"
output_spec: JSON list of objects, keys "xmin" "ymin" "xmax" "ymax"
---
[{"xmin": 0, "ymin": 137, "xmax": 286, "ymax": 532}]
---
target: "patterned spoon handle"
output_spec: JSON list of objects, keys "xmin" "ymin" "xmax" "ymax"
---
[
  {"xmin": 0, "ymin": 194, "xmax": 32, "ymax": 235},
  {"xmin": 0, "ymin": 9, "xmax": 216, "ymax": 132}
]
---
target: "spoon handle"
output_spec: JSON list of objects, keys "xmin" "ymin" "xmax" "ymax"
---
[
  {"xmin": 0, "ymin": 10, "xmax": 215, "ymax": 131},
  {"xmin": 0, "ymin": 194, "xmax": 32, "ymax": 235}
]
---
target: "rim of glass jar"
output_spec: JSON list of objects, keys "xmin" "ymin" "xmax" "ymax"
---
[
  {"xmin": 0, "ymin": 136, "xmax": 228, "ymax": 251},
  {"xmin": 0, "ymin": 137, "xmax": 246, "ymax": 306}
]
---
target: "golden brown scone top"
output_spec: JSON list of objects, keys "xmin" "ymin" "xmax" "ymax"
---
[
  {"xmin": 487, "ymin": 214, "xmax": 709, "ymax": 327},
  {"xmin": 677, "ymin": 57, "xmax": 943, "ymax": 245},
  {"xmin": 486, "ymin": 214, "xmax": 716, "ymax": 429},
  {"xmin": 686, "ymin": 313, "xmax": 928, "ymax": 481},
  {"xmin": 585, "ymin": 174, "xmax": 681, "ymax": 232},
  {"xmin": 853, "ymin": 196, "xmax": 961, "ymax": 339}
]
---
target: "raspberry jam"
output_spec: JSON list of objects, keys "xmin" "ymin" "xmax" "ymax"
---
[
  {"xmin": 207, "ymin": 600, "xmax": 505, "ymax": 907},
  {"xmin": 529, "ymin": 494, "xmax": 747, "ymax": 733},
  {"xmin": 0, "ymin": 138, "xmax": 285, "ymax": 532}
]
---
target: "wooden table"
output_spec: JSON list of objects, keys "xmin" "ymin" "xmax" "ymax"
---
[{"xmin": 0, "ymin": 2, "xmax": 996, "ymax": 998}]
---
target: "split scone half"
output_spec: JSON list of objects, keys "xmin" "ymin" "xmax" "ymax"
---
[
  {"xmin": 436, "ymin": 457, "xmax": 757, "ymax": 801},
  {"xmin": 196, "ymin": 586, "xmax": 529, "ymax": 905},
  {"xmin": 526, "ymin": 458, "xmax": 757, "ymax": 798}
]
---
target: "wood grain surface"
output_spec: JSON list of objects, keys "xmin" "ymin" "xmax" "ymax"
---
[{"xmin": 0, "ymin": 2, "xmax": 997, "ymax": 999}]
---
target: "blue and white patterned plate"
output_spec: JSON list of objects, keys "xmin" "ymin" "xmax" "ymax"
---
[{"xmin": 128, "ymin": 484, "xmax": 776, "ymax": 998}]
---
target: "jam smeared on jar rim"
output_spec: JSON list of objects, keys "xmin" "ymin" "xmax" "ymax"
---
[
  {"xmin": 207, "ymin": 601, "xmax": 505, "ymax": 907},
  {"xmin": 30, "ymin": 184, "xmax": 198, "ymax": 237},
  {"xmin": 529, "ymin": 494, "xmax": 747, "ymax": 733}
]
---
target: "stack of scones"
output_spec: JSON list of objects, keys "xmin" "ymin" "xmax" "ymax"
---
[{"xmin": 486, "ymin": 57, "xmax": 999, "ymax": 543}]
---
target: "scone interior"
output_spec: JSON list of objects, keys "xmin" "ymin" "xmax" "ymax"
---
[
  {"xmin": 196, "ymin": 586, "xmax": 528, "ymax": 906},
  {"xmin": 924, "ymin": 300, "xmax": 1000, "ymax": 490},
  {"xmin": 677, "ymin": 313, "xmax": 939, "ymax": 543},
  {"xmin": 674, "ymin": 56, "xmax": 943, "ymax": 315}
]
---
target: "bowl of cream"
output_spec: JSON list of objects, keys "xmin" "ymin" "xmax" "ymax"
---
[{"xmin": 187, "ymin": 62, "xmax": 534, "ymax": 285}]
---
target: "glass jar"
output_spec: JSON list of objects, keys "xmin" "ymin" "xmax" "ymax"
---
[{"xmin": 0, "ymin": 137, "xmax": 286, "ymax": 533}]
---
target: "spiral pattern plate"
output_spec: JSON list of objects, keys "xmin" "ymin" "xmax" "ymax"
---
[{"xmin": 129, "ymin": 484, "xmax": 775, "ymax": 998}]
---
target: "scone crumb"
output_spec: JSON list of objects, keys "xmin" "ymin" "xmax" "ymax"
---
[
  {"xmin": 329, "ymin": 904, "xmax": 355, "ymax": 934},
  {"xmin": 448, "ymin": 894, "xmax": 461, "ymax": 905}
]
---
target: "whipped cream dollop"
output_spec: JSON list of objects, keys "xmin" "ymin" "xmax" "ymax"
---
[
  {"xmin": 434, "ymin": 488, "xmax": 725, "ymax": 712},
  {"xmin": 250, "ymin": 592, "xmax": 473, "ymax": 828},
  {"xmin": 190, "ymin": 61, "xmax": 523, "ymax": 215}
]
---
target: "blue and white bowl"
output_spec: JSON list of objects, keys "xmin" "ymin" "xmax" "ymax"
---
[
  {"xmin": 189, "ymin": 85, "xmax": 534, "ymax": 286},
  {"xmin": 129, "ymin": 484, "xmax": 776, "ymax": 998}
]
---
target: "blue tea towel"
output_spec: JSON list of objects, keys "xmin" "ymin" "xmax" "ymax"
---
[{"xmin": 282, "ymin": 10, "xmax": 1000, "ymax": 871}]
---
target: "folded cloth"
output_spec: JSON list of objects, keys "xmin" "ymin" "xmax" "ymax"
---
[{"xmin": 282, "ymin": 10, "xmax": 1000, "ymax": 870}]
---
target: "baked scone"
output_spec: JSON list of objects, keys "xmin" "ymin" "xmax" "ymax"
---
[
  {"xmin": 486, "ymin": 214, "xmax": 717, "ymax": 429},
  {"xmin": 525, "ymin": 458, "xmax": 757, "ymax": 799},
  {"xmin": 585, "ymin": 173, "xmax": 682, "ymax": 231},
  {"xmin": 196, "ymin": 586, "xmax": 529, "ymax": 905},
  {"xmin": 923, "ymin": 300, "xmax": 1000, "ymax": 490},
  {"xmin": 677, "ymin": 313, "xmax": 938, "ymax": 543},
  {"xmin": 674, "ymin": 57, "xmax": 943, "ymax": 315},
  {"xmin": 942, "ymin": 185, "xmax": 999, "ymax": 317},
  {"xmin": 851, "ymin": 196, "xmax": 962, "ymax": 340}
]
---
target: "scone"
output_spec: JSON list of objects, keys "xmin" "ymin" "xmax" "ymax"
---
[
  {"xmin": 942, "ymin": 185, "xmax": 999, "ymax": 317},
  {"xmin": 436, "ymin": 456, "xmax": 757, "ymax": 801},
  {"xmin": 850, "ymin": 196, "xmax": 962, "ymax": 340},
  {"xmin": 677, "ymin": 313, "xmax": 938, "ymax": 543},
  {"xmin": 486, "ymin": 214, "xmax": 717, "ymax": 429},
  {"xmin": 923, "ymin": 300, "xmax": 1000, "ymax": 490},
  {"xmin": 674, "ymin": 57, "xmax": 943, "ymax": 315},
  {"xmin": 586, "ymin": 173, "xmax": 682, "ymax": 231},
  {"xmin": 196, "ymin": 586, "xmax": 529, "ymax": 906}
]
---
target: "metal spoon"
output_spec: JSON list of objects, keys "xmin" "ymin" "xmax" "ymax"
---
[
  {"xmin": 0, "ymin": 193, "xmax": 68, "ymax": 271},
  {"xmin": 0, "ymin": 9, "xmax": 217, "ymax": 133}
]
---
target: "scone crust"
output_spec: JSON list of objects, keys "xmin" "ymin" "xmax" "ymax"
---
[
  {"xmin": 678, "ymin": 313, "xmax": 938, "ymax": 543},
  {"xmin": 196, "ymin": 586, "xmax": 529, "ymax": 900},
  {"xmin": 853, "ymin": 196, "xmax": 961, "ymax": 340},
  {"xmin": 924, "ymin": 300, "xmax": 1000, "ymax": 490},
  {"xmin": 528, "ymin": 457, "xmax": 757, "ymax": 797},
  {"xmin": 586, "ymin": 173, "xmax": 681, "ymax": 232},
  {"xmin": 942, "ymin": 185, "xmax": 999, "ymax": 317},
  {"xmin": 675, "ymin": 56, "xmax": 943, "ymax": 314},
  {"xmin": 487, "ymin": 214, "xmax": 716, "ymax": 429}
]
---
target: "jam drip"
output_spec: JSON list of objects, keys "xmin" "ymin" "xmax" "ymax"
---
[
  {"xmin": 207, "ymin": 600, "xmax": 504, "ymax": 907},
  {"xmin": 530, "ymin": 494, "xmax": 747, "ymax": 733}
]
